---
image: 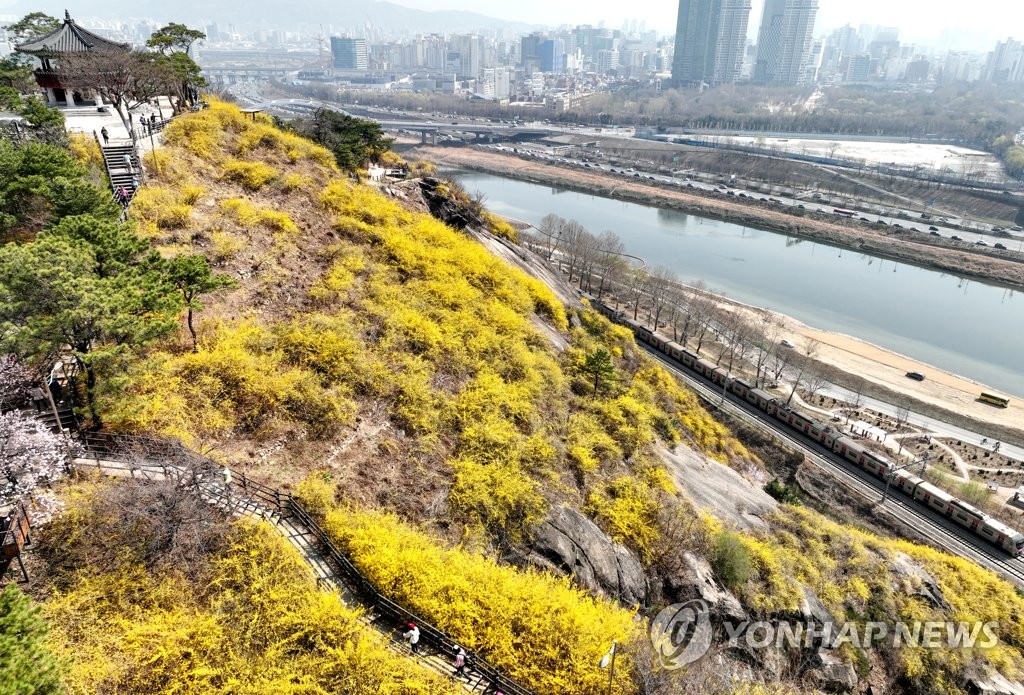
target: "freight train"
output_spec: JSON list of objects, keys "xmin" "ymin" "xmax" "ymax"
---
[{"xmin": 592, "ymin": 300, "xmax": 1024, "ymax": 556}]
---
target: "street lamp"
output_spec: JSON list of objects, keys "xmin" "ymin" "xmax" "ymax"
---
[{"xmin": 599, "ymin": 641, "xmax": 617, "ymax": 695}]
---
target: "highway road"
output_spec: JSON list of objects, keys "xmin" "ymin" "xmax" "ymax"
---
[
  {"xmin": 231, "ymin": 88, "xmax": 1023, "ymax": 246},
  {"xmin": 637, "ymin": 342, "xmax": 1024, "ymax": 588},
  {"xmin": 481, "ymin": 145, "xmax": 1024, "ymax": 250}
]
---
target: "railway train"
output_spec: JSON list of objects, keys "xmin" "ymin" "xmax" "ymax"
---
[{"xmin": 592, "ymin": 300, "xmax": 1024, "ymax": 557}]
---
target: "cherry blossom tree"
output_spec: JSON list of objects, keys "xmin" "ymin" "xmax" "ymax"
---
[
  {"xmin": 0, "ymin": 354, "xmax": 32, "ymax": 410},
  {"xmin": 0, "ymin": 411, "xmax": 76, "ymax": 523}
]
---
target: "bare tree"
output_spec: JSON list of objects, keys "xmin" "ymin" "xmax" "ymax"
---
[
  {"xmin": 59, "ymin": 48, "xmax": 170, "ymax": 132},
  {"xmin": 785, "ymin": 338, "xmax": 821, "ymax": 406},
  {"xmin": 750, "ymin": 319, "xmax": 780, "ymax": 388},
  {"xmin": 557, "ymin": 220, "xmax": 588, "ymax": 282},
  {"xmin": 538, "ymin": 213, "xmax": 566, "ymax": 260},
  {"xmin": 691, "ymin": 294, "xmax": 720, "ymax": 354},
  {"xmin": 647, "ymin": 266, "xmax": 679, "ymax": 330},
  {"xmin": 592, "ymin": 231, "xmax": 627, "ymax": 299},
  {"xmin": 804, "ymin": 370, "xmax": 829, "ymax": 403},
  {"xmin": 894, "ymin": 403, "xmax": 912, "ymax": 454},
  {"xmin": 623, "ymin": 268, "xmax": 652, "ymax": 321}
]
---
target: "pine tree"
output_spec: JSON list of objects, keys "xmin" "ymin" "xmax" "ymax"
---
[
  {"xmin": 583, "ymin": 348, "xmax": 615, "ymax": 396},
  {"xmin": 0, "ymin": 584, "xmax": 64, "ymax": 695}
]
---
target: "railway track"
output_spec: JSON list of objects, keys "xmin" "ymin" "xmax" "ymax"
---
[{"xmin": 640, "ymin": 344, "xmax": 1024, "ymax": 588}]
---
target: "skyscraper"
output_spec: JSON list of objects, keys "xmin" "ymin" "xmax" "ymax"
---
[
  {"xmin": 752, "ymin": 0, "xmax": 818, "ymax": 86},
  {"xmin": 331, "ymin": 37, "xmax": 368, "ymax": 70},
  {"xmin": 671, "ymin": 0, "xmax": 751, "ymax": 87}
]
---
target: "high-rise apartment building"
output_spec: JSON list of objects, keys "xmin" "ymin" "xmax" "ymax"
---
[
  {"xmin": 986, "ymin": 38, "xmax": 1024, "ymax": 83},
  {"xmin": 671, "ymin": 0, "xmax": 751, "ymax": 86},
  {"xmin": 752, "ymin": 0, "xmax": 818, "ymax": 85},
  {"xmin": 331, "ymin": 37, "xmax": 368, "ymax": 70}
]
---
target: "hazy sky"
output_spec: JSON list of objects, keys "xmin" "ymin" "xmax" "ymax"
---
[{"xmin": 391, "ymin": 0, "xmax": 1022, "ymax": 51}]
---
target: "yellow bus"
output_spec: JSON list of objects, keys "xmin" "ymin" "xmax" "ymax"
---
[{"xmin": 979, "ymin": 392, "xmax": 1010, "ymax": 408}]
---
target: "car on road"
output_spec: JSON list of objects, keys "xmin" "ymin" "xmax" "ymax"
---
[
  {"xmin": 929, "ymin": 231, "xmax": 941, "ymax": 236},
  {"xmin": 906, "ymin": 371, "xmax": 925, "ymax": 381},
  {"xmin": 929, "ymin": 226, "xmax": 939, "ymax": 231},
  {"xmin": 951, "ymin": 235, "xmax": 963, "ymax": 241},
  {"xmin": 976, "ymin": 240, "xmax": 989, "ymax": 246},
  {"xmin": 995, "ymin": 243, "xmax": 1008, "ymax": 249}
]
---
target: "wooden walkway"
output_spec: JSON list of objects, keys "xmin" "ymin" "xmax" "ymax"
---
[{"xmin": 73, "ymin": 437, "xmax": 529, "ymax": 695}]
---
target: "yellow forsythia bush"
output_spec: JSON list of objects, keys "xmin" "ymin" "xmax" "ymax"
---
[
  {"xmin": 222, "ymin": 159, "xmax": 278, "ymax": 191},
  {"xmin": 102, "ymin": 319, "xmax": 356, "ymax": 441},
  {"xmin": 309, "ymin": 504, "xmax": 639, "ymax": 695},
  {"xmin": 45, "ymin": 518, "xmax": 461, "ymax": 695}
]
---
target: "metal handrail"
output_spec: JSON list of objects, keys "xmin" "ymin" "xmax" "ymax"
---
[{"xmin": 75, "ymin": 432, "xmax": 535, "ymax": 695}]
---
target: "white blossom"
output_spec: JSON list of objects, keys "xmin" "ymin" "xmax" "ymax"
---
[{"xmin": 0, "ymin": 411, "xmax": 78, "ymax": 524}]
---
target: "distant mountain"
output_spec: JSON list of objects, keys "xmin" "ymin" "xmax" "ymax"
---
[{"xmin": 0, "ymin": 0, "xmax": 536, "ymax": 35}]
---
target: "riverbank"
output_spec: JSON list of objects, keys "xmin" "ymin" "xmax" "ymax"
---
[{"xmin": 412, "ymin": 146, "xmax": 1024, "ymax": 291}]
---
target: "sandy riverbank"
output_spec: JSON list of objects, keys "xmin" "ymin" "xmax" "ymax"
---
[
  {"xmin": 715, "ymin": 300, "xmax": 1024, "ymax": 437},
  {"xmin": 413, "ymin": 146, "xmax": 1024, "ymax": 291}
]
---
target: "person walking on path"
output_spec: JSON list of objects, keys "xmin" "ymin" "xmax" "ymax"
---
[
  {"xmin": 28, "ymin": 386, "xmax": 47, "ymax": 413},
  {"xmin": 100, "ymin": 127, "xmax": 109, "ymax": 145},
  {"xmin": 452, "ymin": 645, "xmax": 467, "ymax": 678},
  {"xmin": 403, "ymin": 623, "xmax": 420, "ymax": 654}
]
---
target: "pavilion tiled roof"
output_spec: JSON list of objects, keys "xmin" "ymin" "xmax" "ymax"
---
[{"xmin": 15, "ymin": 11, "xmax": 130, "ymax": 57}]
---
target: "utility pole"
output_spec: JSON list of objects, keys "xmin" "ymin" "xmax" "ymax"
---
[{"xmin": 881, "ymin": 453, "xmax": 929, "ymax": 504}]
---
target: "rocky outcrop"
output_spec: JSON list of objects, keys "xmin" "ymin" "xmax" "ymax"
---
[
  {"xmin": 890, "ymin": 552, "xmax": 951, "ymax": 610},
  {"xmin": 529, "ymin": 505, "xmax": 647, "ymax": 607},
  {"xmin": 966, "ymin": 669, "xmax": 1024, "ymax": 695},
  {"xmin": 666, "ymin": 552, "xmax": 747, "ymax": 623},
  {"xmin": 656, "ymin": 443, "xmax": 777, "ymax": 531},
  {"xmin": 809, "ymin": 650, "xmax": 859, "ymax": 692},
  {"xmin": 798, "ymin": 584, "xmax": 838, "ymax": 630},
  {"xmin": 418, "ymin": 177, "xmax": 474, "ymax": 229}
]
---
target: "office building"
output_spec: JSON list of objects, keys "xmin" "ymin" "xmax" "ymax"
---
[
  {"xmin": 331, "ymin": 37, "xmax": 368, "ymax": 70},
  {"xmin": 539, "ymin": 38, "xmax": 566, "ymax": 73},
  {"xmin": 752, "ymin": 0, "xmax": 819, "ymax": 85},
  {"xmin": 671, "ymin": 0, "xmax": 751, "ymax": 86}
]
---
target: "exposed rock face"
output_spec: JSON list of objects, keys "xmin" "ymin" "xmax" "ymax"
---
[
  {"xmin": 418, "ymin": 177, "xmax": 474, "ymax": 229},
  {"xmin": 967, "ymin": 670, "xmax": 1024, "ymax": 695},
  {"xmin": 529, "ymin": 505, "xmax": 647, "ymax": 607},
  {"xmin": 810, "ymin": 650, "xmax": 859, "ymax": 692},
  {"xmin": 666, "ymin": 552, "xmax": 747, "ymax": 623},
  {"xmin": 890, "ymin": 552, "xmax": 951, "ymax": 610},
  {"xmin": 798, "ymin": 584, "xmax": 838, "ymax": 630},
  {"xmin": 656, "ymin": 443, "xmax": 777, "ymax": 531}
]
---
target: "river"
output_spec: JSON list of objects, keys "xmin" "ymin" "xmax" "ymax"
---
[{"xmin": 451, "ymin": 170, "xmax": 1024, "ymax": 400}]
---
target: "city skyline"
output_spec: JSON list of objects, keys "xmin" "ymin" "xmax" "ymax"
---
[{"xmin": 379, "ymin": 0, "xmax": 1024, "ymax": 51}]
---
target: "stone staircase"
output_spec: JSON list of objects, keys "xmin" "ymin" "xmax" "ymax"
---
[{"xmin": 100, "ymin": 143, "xmax": 142, "ymax": 201}]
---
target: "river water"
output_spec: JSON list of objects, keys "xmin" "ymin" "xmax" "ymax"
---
[{"xmin": 451, "ymin": 170, "xmax": 1024, "ymax": 399}]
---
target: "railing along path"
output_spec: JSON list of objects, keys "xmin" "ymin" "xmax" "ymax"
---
[{"xmin": 77, "ymin": 432, "xmax": 532, "ymax": 695}]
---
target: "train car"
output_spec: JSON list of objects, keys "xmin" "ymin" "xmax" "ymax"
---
[
  {"xmin": 949, "ymin": 498, "xmax": 986, "ymax": 532},
  {"xmin": 747, "ymin": 387, "xmax": 774, "ymax": 410},
  {"xmin": 894, "ymin": 471, "xmax": 926, "ymax": 497},
  {"xmin": 810, "ymin": 423, "xmax": 841, "ymax": 449},
  {"xmin": 664, "ymin": 340, "xmax": 686, "ymax": 361},
  {"xmin": 600, "ymin": 310, "xmax": 1024, "ymax": 556},
  {"xmin": 679, "ymin": 350, "xmax": 699, "ymax": 370},
  {"xmin": 980, "ymin": 518, "xmax": 1024, "ymax": 555},
  {"xmin": 912, "ymin": 481, "xmax": 956, "ymax": 515},
  {"xmin": 861, "ymin": 451, "xmax": 891, "ymax": 478},
  {"xmin": 729, "ymin": 378, "xmax": 752, "ymax": 399}
]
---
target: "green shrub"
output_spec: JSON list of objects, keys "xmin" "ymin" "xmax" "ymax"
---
[{"xmin": 712, "ymin": 530, "xmax": 753, "ymax": 590}]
